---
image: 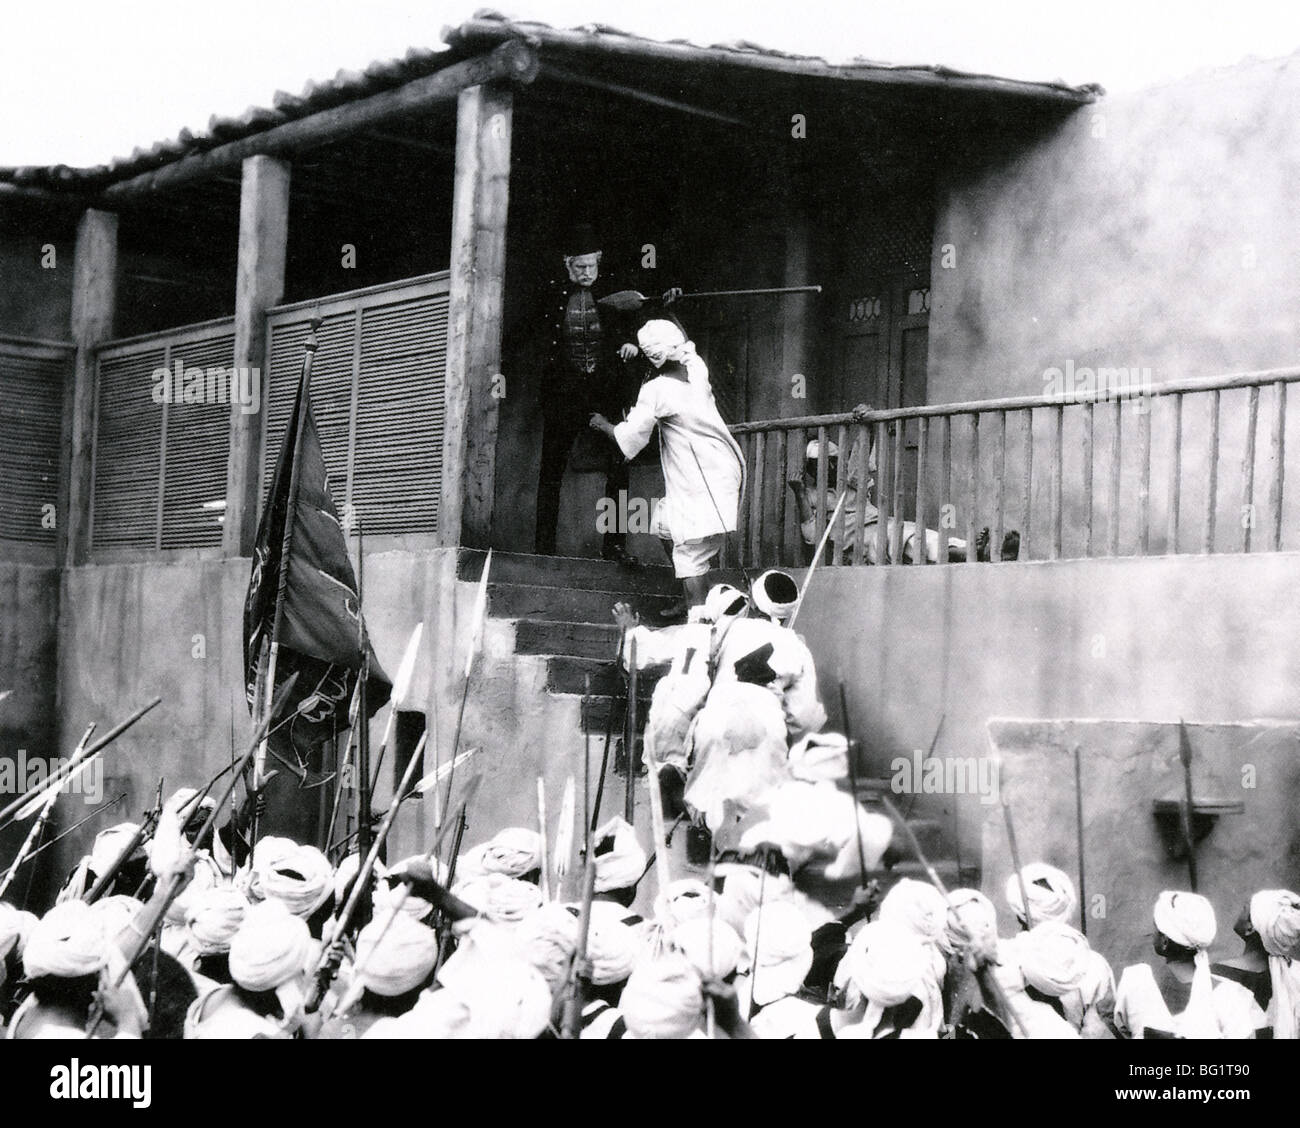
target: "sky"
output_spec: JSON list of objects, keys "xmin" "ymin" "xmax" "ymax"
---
[{"xmin": 4, "ymin": 0, "xmax": 1300, "ymax": 166}]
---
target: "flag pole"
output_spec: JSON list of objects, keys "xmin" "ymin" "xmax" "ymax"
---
[{"xmin": 255, "ymin": 316, "xmax": 323, "ymax": 848}]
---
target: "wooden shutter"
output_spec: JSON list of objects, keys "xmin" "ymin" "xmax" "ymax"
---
[
  {"xmin": 261, "ymin": 275, "xmax": 448, "ymax": 535},
  {"xmin": 92, "ymin": 346, "xmax": 165, "ymax": 550},
  {"xmin": 161, "ymin": 332, "xmax": 235, "ymax": 549},
  {"xmin": 0, "ymin": 343, "xmax": 69, "ymax": 546}
]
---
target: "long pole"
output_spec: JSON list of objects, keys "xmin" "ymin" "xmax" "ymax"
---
[
  {"xmin": 590, "ymin": 628, "xmax": 624, "ymax": 833},
  {"xmin": 788, "ymin": 488, "xmax": 849, "ymax": 629},
  {"xmin": 1072, "ymin": 743, "xmax": 1088, "ymax": 936},
  {"xmin": 624, "ymin": 637, "xmax": 638, "ymax": 823},
  {"xmin": 837, "ymin": 680, "xmax": 870, "ymax": 884},
  {"xmin": 678, "ymin": 285, "xmax": 822, "ymax": 300},
  {"xmin": 1178, "ymin": 720, "xmax": 1199, "ymax": 891},
  {"xmin": 997, "ymin": 758, "xmax": 1032, "ymax": 930}
]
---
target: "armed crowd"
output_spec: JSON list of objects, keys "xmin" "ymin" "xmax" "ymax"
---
[{"xmin": 0, "ymin": 568, "xmax": 1296, "ymax": 1040}]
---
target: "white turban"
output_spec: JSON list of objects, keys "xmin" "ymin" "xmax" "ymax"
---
[
  {"xmin": 653, "ymin": 879, "xmax": 712, "ymax": 928},
  {"xmin": 23, "ymin": 901, "xmax": 108, "ymax": 979},
  {"xmin": 881, "ymin": 878, "xmax": 952, "ymax": 951},
  {"xmin": 476, "ymin": 828, "xmax": 543, "ymax": 879},
  {"xmin": 1015, "ymin": 921, "xmax": 1091, "ymax": 998},
  {"xmin": 246, "ymin": 836, "xmax": 298, "ymax": 898},
  {"xmin": 713, "ymin": 864, "xmax": 792, "ymax": 936},
  {"xmin": 621, "ymin": 953, "xmax": 704, "ymax": 1039},
  {"xmin": 452, "ymin": 957, "xmax": 553, "ymax": 1039},
  {"xmin": 164, "ymin": 851, "xmax": 223, "ymax": 926},
  {"xmin": 373, "ymin": 857, "xmax": 439, "ymax": 924},
  {"xmin": 842, "ymin": 921, "xmax": 940, "ymax": 1037},
  {"xmin": 786, "ymin": 732, "xmax": 849, "ymax": 784},
  {"xmin": 353, "ymin": 914, "xmax": 439, "ymax": 997},
  {"xmin": 946, "ymin": 888, "xmax": 999, "ymax": 959},
  {"xmin": 742, "ymin": 902, "xmax": 813, "ymax": 1007},
  {"xmin": 670, "ymin": 916, "xmax": 744, "ymax": 979},
  {"xmin": 517, "ymin": 903, "xmax": 579, "ymax": 992},
  {"xmin": 703, "ymin": 583, "xmax": 749, "ymax": 625},
  {"xmin": 1006, "ymin": 863, "xmax": 1077, "ymax": 927},
  {"xmin": 254, "ymin": 843, "xmax": 334, "ymax": 919},
  {"xmin": 1250, "ymin": 889, "xmax": 1300, "ymax": 1040},
  {"xmin": 592, "ymin": 817, "xmax": 647, "ymax": 894},
  {"xmin": 89, "ymin": 823, "xmax": 142, "ymax": 877},
  {"xmin": 228, "ymin": 900, "xmax": 312, "ymax": 992},
  {"xmin": 185, "ymin": 887, "xmax": 250, "ymax": 956},
  {"xmin": 90, "ymin": 895, "xmax": 144, "ymax": 942},
  {"xmin": 636, "ymin": 319, "xmax": 688, "ymax": 359},
  {"xmin": 585, "ymin": 900, "xmax": 641, "ymax": 986},
  {"xmin": 364, "ymin": 987, "xmax": 474, "ymax": 1039},
  {"xmin": 1153, "ymin": 890, "xmax": 1218, "ymax": 1038},
  {"xmin": 750, "ymin": 569, "xmax": 799, "ymax": 623},
  {"xmin": 452, "ymin": 873, "xmax": 543, "ymax": 924}
]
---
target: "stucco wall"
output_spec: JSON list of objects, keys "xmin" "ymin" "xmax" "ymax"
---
[{"xmin": 794, "ymin": 552, "xmax": 1300, "ymax": 956}]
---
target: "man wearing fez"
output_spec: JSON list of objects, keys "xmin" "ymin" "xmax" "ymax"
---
[{"xmin": 534, "ymin": 224, "xmax": 643, "ymax": 565}]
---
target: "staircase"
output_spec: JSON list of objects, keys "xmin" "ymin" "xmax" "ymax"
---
[{"xmin": 456, "ymin": 549, "xmax": 976, "ymax": 892}]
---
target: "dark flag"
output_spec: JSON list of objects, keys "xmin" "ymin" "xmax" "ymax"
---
[{"xmin": 243, "ymin": 334, "xmax": 390, "ymax": 798}]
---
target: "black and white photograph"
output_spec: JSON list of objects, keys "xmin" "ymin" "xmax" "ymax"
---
[{"xmin": 0, "ymin": 0, "xmax": 1297, "ymax": 1104}]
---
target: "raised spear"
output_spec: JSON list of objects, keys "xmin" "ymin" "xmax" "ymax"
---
[
  {"xmin": 442, "ymin": 550, "xmax": 492, "ymax": 827},
  {"xmin": 1177, "ymin": 719, "xmax": 1199, "ymax": 892},
  {"xmin": 997, "ymin": 756, "xmax": 1033, "ymax": 930}
]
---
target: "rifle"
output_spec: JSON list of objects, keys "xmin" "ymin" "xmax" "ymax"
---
[
  {"xmin": 561, "ymin": 859, "xmax": 598, "ymax": 1039},
  {"xmin": 84, "ymin": 776, "xmax": 164, "ymax": 904}
]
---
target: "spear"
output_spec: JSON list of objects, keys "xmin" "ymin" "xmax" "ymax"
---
[
  {"xmin": 624, "ymin": 636, "xmax": 638, "ymax": 823},
  {"xmin": 590, "ymin": 628, "xmax": 625, "ymax": 834},
  {"xmin": 442, "ymin": 550, "xmax": 492, "ymax": 827},
  {"xmin": 11, "ymin": 794, "xmax": 126, "ymax": 872},
  {"xmin": 1073, "ymin": 743, "xmax": 1088, "ymax": 937},
  {"xmin": 0, "ymin": 697, "xmax": 162, "ymax": 830},
  {"xmin": 537, "ymin": 777, "xmax": 551, "ymax": 902},
  {"xmin": 0, "ymin": 723, "xmax": 96, "ymax": 897},
  {"xmin": 561, "ymin": 857, "xmax": 598, "ymax": 1039},
  {"xmin": 83, "ymin": 777, "xmax": 164, "ymax": 904},
  {"xmin": 553, "ymin": 776, "xmax": 575, "ymax": 899},
  {"xmin": 997, "ymin": 757, "xmax": 1033, "ymax": 930},
  {"xmin": 367, "ymin": 622, "xmax": 425, "ymax": 796},
  {"xmin": 788, "ymin": 489, "xmax": 850, "ymax": 629},
  {"xmin": 1177, "ymin": 720, "xmax": 1199, "ymax": 892}
]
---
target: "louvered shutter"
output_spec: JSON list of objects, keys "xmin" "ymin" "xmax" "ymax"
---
[
  {"xmin": 0, "ymin": 344, "xmax": 69, "ymax": 546},
  {"xmin": 92, "ymin": 346, "xmax": 165, "ymax": 550},
  {"xmin": 161, "ymin": 331, "xmax": 235, "ymax": 548},
  {"xmin": 352, "ymin": 292, "xmax": 447, "ymax": 533}
]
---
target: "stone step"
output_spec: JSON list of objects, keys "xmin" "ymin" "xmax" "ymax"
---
[
  {"xmin": 578, "ymin": 692, "xmax": 654, "ymax": 734},
  {"xmin": 459, "ymin": 548, "xmax": 681, "ymax": 596},
  {"xmin": 515, "ymin": 619, "xmax": 621, "ymax": 661},
  {"xmin": 546, "ymin": 654, "xmax": 662, "ymax": 697},
  {"xmin": 488, "ymin": 582, "xmax": 681, "ymax": 625}
]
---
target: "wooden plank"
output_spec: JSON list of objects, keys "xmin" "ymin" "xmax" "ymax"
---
[
  {"xmin": 855, "ymin": 421, "xmax": 871, "ymax": 566},
  {"xmin": 101, "ymin": 43, "xmax": 538, "ymax": 201},
  {"xmin": 1136, "ymin": 400, "xmax": 1151, "ymax": 555},
  {"xmin": 439, "ymin": 82, "xmax": 514, "ymax": 549},
  {"xmin": 913, "ymin": 418, "xmax": 929, "ymax": 565},
  {"xmin": 1080, "ymin": 403, "xmax": 1094, "ymax": 557},
  {"xmin": 1204, "ymin": 390, "xmax": 1220, "ymax": 553},
  {"xmin": 1051, "ymin": 404, "xmax": 1063, "ymax": 560},
  {"xmin": 1021, "ymin": 410, "xmax": 1033, "ymax": 560},
  {"xmin": 64, "ymin": 208, "xmax": 119, "ymax": 566},
  {"xmin": 1240, "ymin": 384, "xmax": 1260, "ymax": 553},
  {"xmin": 1108, "ymin": 399, "xmax": 1123, "ymax": 556},
  {"xmin": 749, "ymin": 431, "xmax": 765, "ymax": 565},
  {"xmin": 1167, "ymin": 394, "xmax": 1182, "ymax": 554},
  {"xmin": 814, "ymin": 425, "xmax": 829, "ymax": 552},
  {"xmin": 874, "ymin": 421, "xmax": 888, "ymax": 567},
  {"xmin": 1268, "ymin": 381, "xmax": 1286, "ymax": 551},
  {"xmin": 832, "ymin": 423, "xmax": 848, "ymax": 565},
  {"xmin": 939, "ymin": 416, "xmax": 952, "ymax": 564},
  {"xmin": 991, "ymin": 410, "xmax": 1006, "ymax": 562},
  {"xmin": 965, "ymin": 414, "xmax": 979, "ymax": 564},
  {"xmin": 891, "ymin": 420, "xmax": 905, "ymax": 564},
  {"xmin": 774, "ymin": 427, "xmax": 787, "ymax": 567},
  {"xmin": 225, "ymin": 155, "xmax": 290, "ymax": 556}
]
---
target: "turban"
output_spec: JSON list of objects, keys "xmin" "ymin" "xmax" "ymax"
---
[
  {"xmin": 805, "ymin": 438, "xmax": 839, "ymax": 461},
  {"xmin": 164, "ymin": 851, "xmax": 223, "ymax": 926},
  {"xmin": 1006, "ymin": 863, "xmax": 1077, "ymax": 927},
  {"xmin": 1015, "ymin": 921, "xmax": 1091, "ymax": 998},
  {"xmin": 90, "ymin": 895, "xmax": 144, "ymax": 941},
  {"xmin": 713, "ymin": 864, "xmax": 792, "ymax": 936},
  {"xmin": 670, "ymin": 916, "xmax": 744, "ymax": 979},
  {"xmin": 880, "ymin": 878, "xmax": 951, "ymax": 951},
  {"xmin": 946, "ymin": 888, "xmax": 999, "ymax": 959},
  {"xmin": 1250, "ymin": 890, "xmax": 1300, "ymax": 1040},
  {"xmin": 636, "ymin": 319, "xmax": 688, "ymax": 358},
  {"xmin": 452, "ymin": 873, "xmax": 543, "ymax": 924},
  {"xmin": 843, "ymin": 921, "xmax": 940, "ymax": 1037},
  {"xmin": 1154, "ymin": 890, "xmax": 1219, "ymax": 1038},
  {"xmin": 246, "ymin": 836, "xmax": 298, "ymax": 897},
  {"xmin": 185, "ymin": 887, "xmax": 250, "ymax": 956},
  {"xmin": 364, "ymin": 987, "xmax": 474, "ymax": 1039},
  {"xmin": 89, "ymin": 823, "xmax": 142, "ymax": 877},
  {"xmin": 621, "ymin": 953, "xmax": 704, "ymax": 1039},
  {"xmin": 703, "ymin": 584, "xmax": 749, "ymax": 625},
  {"xmin": 452, "ymin": 957, "xmax": 553, "ymax": 1039},
  {"xmin": 750, "ymin": 569, "xmax": 799, "ymax": 623},
  {"xmin": 228, "ymin": 900, "xmax": 312, "ymax": 993},
  {"xmin": 585, "ymin": 900, "xmax": 641, "ymax": 986},
  {"xmin": 23, "ymin": 901, "xmax": 108, "ymax": 979},
  {"xmin": 742, "ymin": 902, "xmax": 813, "ymax": 1007},
  {"xmin": 517, "ymin": 903, "xmax": 579, "ymax": 991},
  {"xmin": 653, "ymin": 879, "xmax": 712, "ymax": 928},
  {"xmin": 373, "ymin": 857, "xmax": 439, "ymax": 923},
  {"xmin": 592, "ymin": 817, "xmax": 647, "ymax": 894},
  {"xmin": 476, "ymin": 828, "xmax": 543, "ymax": 879},
  {"xmin": 0, "ymin": 902, "xmax": 25, "ymax": 960},
  {"xmin": 786, "ymin": 732, "xmax": 849, "ymax": 784},
  {"xmin": 353, "ymin": 914, "xmax": 439, "ymax": 997},
  {"xmin": 254, "ymin": 844, "xmax": 334, "ymax": 919}
]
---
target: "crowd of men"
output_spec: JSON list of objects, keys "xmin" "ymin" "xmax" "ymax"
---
[{"xmin": 0, "ymin": 566, "xmax": 1296, "ymax": 1040}]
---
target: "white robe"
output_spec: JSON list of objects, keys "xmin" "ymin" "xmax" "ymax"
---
[{"xmin": 613, "ymin": 356, "xmax": 744, "ymax": 544}]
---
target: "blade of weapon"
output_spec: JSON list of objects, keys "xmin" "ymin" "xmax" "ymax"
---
[
  {"xmin": 442, "ymin": 550, "xmax": 492, "ymax": 825},
  {"xmin": 788, "ymin": 488, "xmax": 850, "ymax": 629},
  {"xmin": 0, "ymin": 697, "xmax": 161, "ymax": 829},
  {"xmin": 553, "ymin": 776, "xmax": 575, "ymax": 895},
  {"xmin": 368, "ymin": 621, "xmax": 425, "ymax": 795},
  {"xmin": 8, "ymin": 794, "xmax": 125, "ymax": 874},
  {"xmin": 1073, "ymin": 743, "xmax": 1088, "ymax": 937},
  {"xmin": 1178, "ymin": 719, "xmax": 1199, "ymax": 891}
]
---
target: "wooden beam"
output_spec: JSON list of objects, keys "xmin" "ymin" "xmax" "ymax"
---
[
  {"xmin": 63, "ymin": 208, "xmax": 118, "ymax": 565},
  {"xmin": 100, "ymin": 42, "xmax": 537, "ymax": 203},
  {"xmin": 224, "ymin": 155, "xmax": 290, "ymax": 556},
  {"xmin": 439, "ymin": 82, "xmax": 513, "ymax": 548}
]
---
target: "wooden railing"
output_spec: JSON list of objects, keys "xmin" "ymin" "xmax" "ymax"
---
[{"xmin": 728, "ymin": 366, "xmax": 1300, "ymax": 568}]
